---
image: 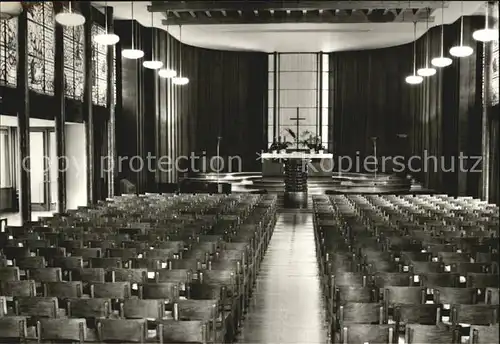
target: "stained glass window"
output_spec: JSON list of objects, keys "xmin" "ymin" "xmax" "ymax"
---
[
  {"xmin": 92, "ymin": 23, "xmax": 108, "ymax": 106},
  {"xmin": 63, "ymin": 20, "xmax": 84, "ymax": 100},
  {"xmin": 27, "ymin": 1, "xmax": 55, "ymax": 95},
  {"xmin": 0, "ymin": 17, "xmax": 18, "ymax": 87}
]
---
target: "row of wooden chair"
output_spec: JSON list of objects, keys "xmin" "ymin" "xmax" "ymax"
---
[
  {"xmin": 0, "ymin": 193, "xmax": 278, "ymax": 343},
  {"xmin": 313, "ymin": 194, "xmax": 499, "ymax": 344}
]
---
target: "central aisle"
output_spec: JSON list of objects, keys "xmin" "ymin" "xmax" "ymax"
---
[{"xmin": 237, "ymin": 210, "xmax": 328, "ymax": 343}]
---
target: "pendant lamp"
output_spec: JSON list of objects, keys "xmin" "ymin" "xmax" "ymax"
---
[
  {"xmin": 122, "ymin": 1, "xmax": 144, "ymax": 59},
  {"xmin": 55, "ymin": 1, "xmax": 85, "ymax": 27},
  {"xmin": 172, "ymin": 25, "xmax": 189, "ymax": 85},
  {"xmin": 143, "ymin": 12, "xmax": 163, "ymax": 69},
  {"xmin": 406, "ymin": 22, "xmax": 424, "ymax": 85},
  {"xmin": 473, "ymin": 1, "xmax": 498, "ymax": 42},
  {"xmin": 431, "ymin": 1, "xmax": 453, "ymax": 67},
  {"xmin": 158, "ymin": 17, "xmax": 177, "ymax": 78},
  {"xmin": 93, "ymin": 1, "xmax": 119, "ymax": 46},
  {"xmin": 450, "ymin": 1, "xmax": 474, "ymax": 57},
  {"xmin": 417, "ymin": 8, "xmax": 437, "ymax": 77}
]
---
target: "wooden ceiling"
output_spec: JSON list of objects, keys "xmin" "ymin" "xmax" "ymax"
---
[{"xmin": 147, "ymin": 1, "xmax": 448, "ymax": 25}]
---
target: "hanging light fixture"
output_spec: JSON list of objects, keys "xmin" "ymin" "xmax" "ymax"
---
[
  {"xmin": 122, "ymin": 1, "xmax": 144, "ymax": 59},
  {"xmin": 406, "ymin": 22, "xmax": 424, "ymax": 85},
  {"xmin": 172, "ymin": 25, "xmax": 189, "ymax": 85},
  {"xmin": 93, "ymin": 1, "xmax": 120, "ymax": 46},
  {"xmin": 417, "ymin": 8, "xmax": 437, "ymax": 77},
  {"xmin": 473, "ymin": 1, "xmax": 498, "ymax": 42},
  {"xmin": 450, "ymin": 1, "xmax": 474, "ymax": 57},
  {"xmin": 431, "ymin": 1, "xmax": 453, "ymax": 67},
  {"xmin": 143, "ymin": 12, "xmax": 163, "ymax": 69},
  {"xmin": 55, "ymin": 1, "xmax": 85, "ymax": 27},
  {"xmin": 159, "ymin": 15, "xmax": 177, "ymax": 78}
]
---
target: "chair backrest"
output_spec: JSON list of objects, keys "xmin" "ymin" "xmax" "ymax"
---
[
  {"xmin": 90, "ymin": 257, "xmax": 123, "ymax": 269},
  {"xmin": 109, "ymin": 268, "xmax": 148, "ymax": 284},
  {"xmin": 140, "ymin": 282, "xmax": 180, "ymax": 300},
  {"xmin": 0, "ymin": 316, "xmax": 28, "ymax": 340},
  {"xmin": 52, "ymin": 256, "xmax": 84, "ymax": 270},
  {"xmin": 121, "ymin": 299, "xmax": 165, "ymax": 320},
  {"xmin": 409, "ymin": 262, "xmax": 445, "ymax": 274},
  {"xmin": 37, "ymin": 318, "xmax": 86, "ymax": 343},
  {"xmin": 0, "ymin": 267, "xmax": 20, "ymax": 281},
  {"xmin": 0, "ymin": 280, "xmax": 36, "ymax": 297},
  {"xmin": 469, "ymin": 325, "xmax": 499, "ymax": 344},
  {"xmin": 15, "ymin": 297, "xmax": 59, "ymax": 318},
  {"xmin": 451, "ymin": 304, "xmax": 499, "ymax": 325},
  {"xmin": 466, "ymin": 273, "xmax": 499, "ymax": 288},
  {"xmin": 155, "ymin": 269, "xmax": 192, "ymax": 283},
  {"xmin": 339, "ymin": 324, "xmax": 395, "ymax": 344},
  {"xmin": 384, "ymin": 286, "xmax": 426, "ymax": 305},
  {"xmin": 374, "ymin": 272, "xmax": 414, "ymax": 287},
  {"xmin": 174, "ymin": 299, "xmax": 218, "ymax": 321},
  {"xmin": 394, "ymin": 304, "xmax": 440, "ymax": 325},
  {"xmin": 67, "ymin": 298, "xmax": 111, "ymax": 319},
  {"xmin": 405, "ymin": 324, "xmax": 458, "ymax": 343},
  {"xmin": 14, "ymin": 256, "xmax": 46, "ymax": 270},
  {"xmin": 420, "ymin": 273, "xmax": 461, "ymax": 288},
  {"xmin": 28, "ymin": 267, "xmax": 62, "ymax": 282},
  {"xmin": 71, "ymin": 268, "xmax": 106, "ymax": 283},
  {"xmin": 332, "ymin": 272, "xmax": 368, "ymax": 287},
  {"xmin": 90, "ymin": 282, "xmax": 131, "ymax": 299},
  {"xmin": 338, "ymin": 303, "xmax": 384, "ymax": 325},
  {"xmin": 159, "ymin": 320, "xmax": 207, "ymax": 344},
  {"xmin": 433, "ymin": 287, "xmax": 478, "ymax": 305},
  {"xmin": 97, "ymin": 318, "xmax": 147, "ymax": 343},
  {"xmin": 44, "ymin": 281, "xmax": 83, "ymax": 298},
  {"xmin": 336, "ymin": 286, "xmax": 378, "ymax": 304}
]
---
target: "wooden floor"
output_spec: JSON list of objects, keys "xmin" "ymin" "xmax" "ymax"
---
[{"xmin": 237, "ymin": 210, "xmax": 329, "ymax": 343}]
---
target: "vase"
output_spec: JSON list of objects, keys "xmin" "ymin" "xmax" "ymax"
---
[{"xmin": 318, "ymin": 150, "xmax": 324, "ymax": 154}]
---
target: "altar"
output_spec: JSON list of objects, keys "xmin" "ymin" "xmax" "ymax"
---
[{"xmin": 261, "ymin": 152, "xmax": 334, "ymax": 178}]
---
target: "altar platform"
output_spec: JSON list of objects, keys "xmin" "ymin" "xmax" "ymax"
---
[{"xmin": 180, "ymin": 171, "xmax": 428, "ymax": 195}]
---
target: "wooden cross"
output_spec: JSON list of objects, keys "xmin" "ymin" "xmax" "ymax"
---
[{"xmin": 289, "ymin": 107, "xmax": 305, "ymax": 150}]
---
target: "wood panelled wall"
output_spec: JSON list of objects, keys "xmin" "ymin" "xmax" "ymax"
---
[
  {"xmin": 115, "ymin": 21, "xmax": 267, "ymax": 192},
  {"xmin": 329, "ymin": 16, "xmax": 488, "ymax": 198}
]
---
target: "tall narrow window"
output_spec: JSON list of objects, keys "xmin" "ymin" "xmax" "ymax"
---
[
  {"xmin": 267, "ymin": 53, "xmax": 329, "ymax": 149},
  {"xmin": 0, "ymin": 17, "xmax": 18, "ymax": 87},
  {"xmin": 92, "ymin": 23, "xmax": 108, "ymax": 106},
  {"xmin": 27, "ymin": 2, "xmax": 55, "ymax": 95}
]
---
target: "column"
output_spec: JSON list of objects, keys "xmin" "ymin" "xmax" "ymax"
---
[
  {"xmin": 17, "ymin": 10, "xmax": 31, "ymax": 223},
  {"xmin": 82, "ymin": 3, "xmax": 94, "ymax": 204},
  {"xmin": 105, "ymin": 6, "xmax": 116, "ymax": 198},
  {"xmin": 54, "ymin": 2, "xmax": 66, "ymax": 212}
]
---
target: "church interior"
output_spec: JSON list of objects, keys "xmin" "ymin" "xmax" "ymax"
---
[{"xmin": 0, "ymin": 1, "xmax": 498, "ymax": 343}]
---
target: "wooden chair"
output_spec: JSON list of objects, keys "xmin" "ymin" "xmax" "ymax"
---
[
  {"xmin": 140, "ymin": 282, "xmax": 179, "ymax": 301},
  {"xmin": 405, "ymin": 324, "xmax": 459, "ymax": 343},
  {"xmin": 158, "ymin": 320, "xmax": 208, "ymax": 344},
  {"xmin": 433, "ymin": 287, "xmax": 478, "ymax": 305},
  {"xmin": 70, "ymin": 268, "xmax": 106, "ymax": 283},
  {"xmin": 66, "ymin": 298, "xmax": 111, "ymax": 319},
  {"xmin": 36, "ymin": 318, "xmax": 86, "ymax": 343},
  {"xmin": 0, "ymin": 280, "xmax": 36, "ymax": 297},
  {"xmin": 394, "ymin": 304, "xmax": 440, "ymax": 325},
  {"xmin": 44, "ymin": 281, "xmax": 83, "ymax": 298},
  {"xmin": 451, "ymin": 304, "xmax": 499, "ymax": 325},
  {"xmin": 0, "ymin": 267, "xmax": 20, "ymax": 282},
  {"xmin": 374, "ymin": 272, "xmax": 414, "ymax": 287},
  {"xmin": 383, "ymin": 286, "xmax": 426, "ymax": 305},
  {"xmin": 14, "ymin": 297, "xmax": 59, "ymax": 318},
  {"xmin": 109, "ymin": 268, "xmax": 148, "ymax": 284},
  {"xmin": 338, "ymin": 324, "xmax": 395, "ymax": 344},
  {"xmin": 0, "ymin": 316, "xmax": 28, "ymax": 342},
  {"xmin": 90, "ymin": 282, "xmax": 131, "ymax": 299},
  {"xmin": 333, "ymin": 303, "xmax": 385, "ymax": 334},
  {"xmin": 466, "ymin": 273, "xmax": 499, "ymax": 288},
  {"xmin": 420, "ymin": 273, "xmax": 461, "ymax": 288},
  {"xmin": 97, "ymin": 318, "xmax": 148, "ymax": 343},
  {"xmin": 121, "ymin": 299, "xmax": 165, "ymax": 320},
  {"xmin": 27, "ymin": 268, "xmax": 62, "ymax": 283}
]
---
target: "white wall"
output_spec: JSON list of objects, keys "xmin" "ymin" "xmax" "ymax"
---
[{"xmin": 65, "ymin": 123, "xmax": 87, "ymax": 210}]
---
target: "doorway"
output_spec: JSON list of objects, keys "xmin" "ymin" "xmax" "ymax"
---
[{"xmin": 29, "ymin": 129, "xmax": 57, "ymax": 211}]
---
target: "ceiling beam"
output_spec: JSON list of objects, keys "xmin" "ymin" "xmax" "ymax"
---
[
  {"xmin": 149, "ymin": 1, "xmax": 448, "ymax": 12},
  {"xmin": 161, "ymin": 13, "xmax": 434, "ymax": 25}
]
